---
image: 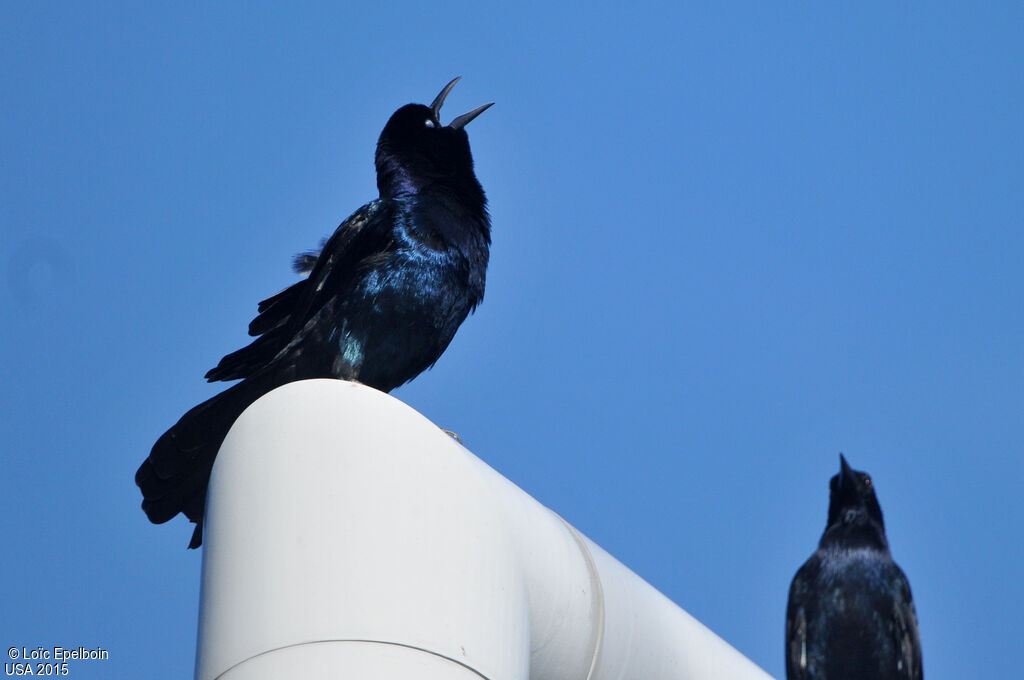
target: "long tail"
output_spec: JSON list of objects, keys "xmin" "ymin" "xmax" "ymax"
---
[{"xmin": 135, "ymin": 373, "xmax": 275, "ymax": 548}]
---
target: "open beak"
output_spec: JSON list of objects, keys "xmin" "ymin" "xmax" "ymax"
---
[{"xmin": 430, "ymin": 77, "xmax": 494, "ymax": 130}]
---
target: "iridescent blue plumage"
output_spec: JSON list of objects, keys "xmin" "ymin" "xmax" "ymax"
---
[
  {"xmin": 786, "ymin": 455, "xmax": 923, "ymax": 680},
  {"xmin": 136, "ymin": 79, "xmax": 492, "ymax": 548}
]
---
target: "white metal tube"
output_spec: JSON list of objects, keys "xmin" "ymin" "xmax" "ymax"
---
[{"xmin": 195, "ymin": 379, "xmax": 774, "ymax": 680}]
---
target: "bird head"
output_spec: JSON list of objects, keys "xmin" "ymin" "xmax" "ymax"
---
[
  {"xmin": 821, "ymin": 454, "xmax": 889, "ymax": 551},
  {"xmin": 375, "ymin": 77, "xmax": 493, "ymax": 201}
]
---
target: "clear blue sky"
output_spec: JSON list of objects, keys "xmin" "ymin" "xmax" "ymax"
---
[{"xmin": 2, "ymin": 3, "xmax": 1021, "ymax": 678}]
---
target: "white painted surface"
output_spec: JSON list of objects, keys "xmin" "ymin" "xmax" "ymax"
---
[{"xmin": 196, "ymin": 379, "xmax": 774, "ymax": 680}]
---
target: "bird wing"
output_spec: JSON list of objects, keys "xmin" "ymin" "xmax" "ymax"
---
[
  {"xmin": 205, "ymin": 199, "xmax": 394, "ymax": 382},
  {"xmin": 887, "ymin": 563, "xmax": 924, "ymax": 680},
  {"xmin": 785, "ymin": 557, "xmax": 819, "ymax": 680}
]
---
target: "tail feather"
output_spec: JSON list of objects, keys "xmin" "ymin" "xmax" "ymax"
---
[
  {"xmin": 203, "ymin": 278, "xmax": 310, "ymax": 383},
  {"xmin": 204, "ymin": 331, "xmax": 286, "ymax": 383},
  {"xmin": 136, "ymin": 374, "xmax": 273, "ymax": 548}
]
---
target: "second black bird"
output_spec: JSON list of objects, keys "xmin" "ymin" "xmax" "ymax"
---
[
  {"xmin": 786, "ymin": 455, "xmax": 923, "ymax": 679},
  {"xmin": 136, "ymin": 78, "xmax": 494, "ymax": 548}
]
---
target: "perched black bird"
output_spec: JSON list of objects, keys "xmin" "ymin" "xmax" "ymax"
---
[
  {"xmin": 786, "ymin": 455, "xmax": 923, "ymax": 680},
  {"xmin": 136, "ymin": 78, "xmax": 493, "ymax": 548}
]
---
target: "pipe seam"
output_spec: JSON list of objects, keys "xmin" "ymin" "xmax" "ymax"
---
[
  {"xmin": 212, "ymin": 639, "xmax": 491, "ymax": 680},
  {"xmin": 557, "ymin": 514, "xmax": 607, "ymax": 680}
]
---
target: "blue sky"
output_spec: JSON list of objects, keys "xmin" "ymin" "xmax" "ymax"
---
[{"xmin": 1, "ymin": 2, "xmax": 1021, "ymax": 678}]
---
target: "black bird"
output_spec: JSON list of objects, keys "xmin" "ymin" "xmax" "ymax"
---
[
  {"xmin": 786, "ymin": 455, "xmax": 923, "ymax": 679},
  {"xmin": 136, "ymin": 78, "xmax": 493, "ymax": 548}
]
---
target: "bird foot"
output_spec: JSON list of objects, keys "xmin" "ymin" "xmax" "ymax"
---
[{"xmin": 441, "ymin": 428, "xmax": 462, "ymax": 444}]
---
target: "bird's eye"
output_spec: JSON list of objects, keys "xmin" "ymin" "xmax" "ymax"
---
[
  {"xmin": 863, "ymin": 477, "xmax": 873, "ymax": 489},
  {"xmin": 425, "ymin": 119, "xmax": 436, "ymax": 128}
]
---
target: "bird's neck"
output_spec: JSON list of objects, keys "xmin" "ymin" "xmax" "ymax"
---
[
  {"xmin": 380, "ymin": 173, "xmax": 486, "ymax": 216},
  {"xmin": 380, "ymin": 174, "xmax": 489, "ymax": 242},
  {"xmin": 375, "ymin": 145, "xmax": 485, "ymax": 211},
  {"xmin": 376, "ymin": 157, "xmax": 424, "ymax": 197},
  {"xmin": 819, "ymin": 518, "xmax": 890, "ymax": 553}
]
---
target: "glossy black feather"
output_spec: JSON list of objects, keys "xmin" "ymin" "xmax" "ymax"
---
[
  {"xmin": 291, "ymin": 237, "xmax": 329, "ymax": 276},
  {"xmin": 136, "ymin": 83, "xmax": 492, "ymax": 548},
  {"xmin": 786, "ymin": 455, "xmax": 923, "ymax": 680}
]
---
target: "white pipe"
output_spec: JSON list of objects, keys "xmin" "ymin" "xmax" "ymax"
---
[{"xmin": 195, "ymin": 379, "xmax": 774, "ymax": 680}]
